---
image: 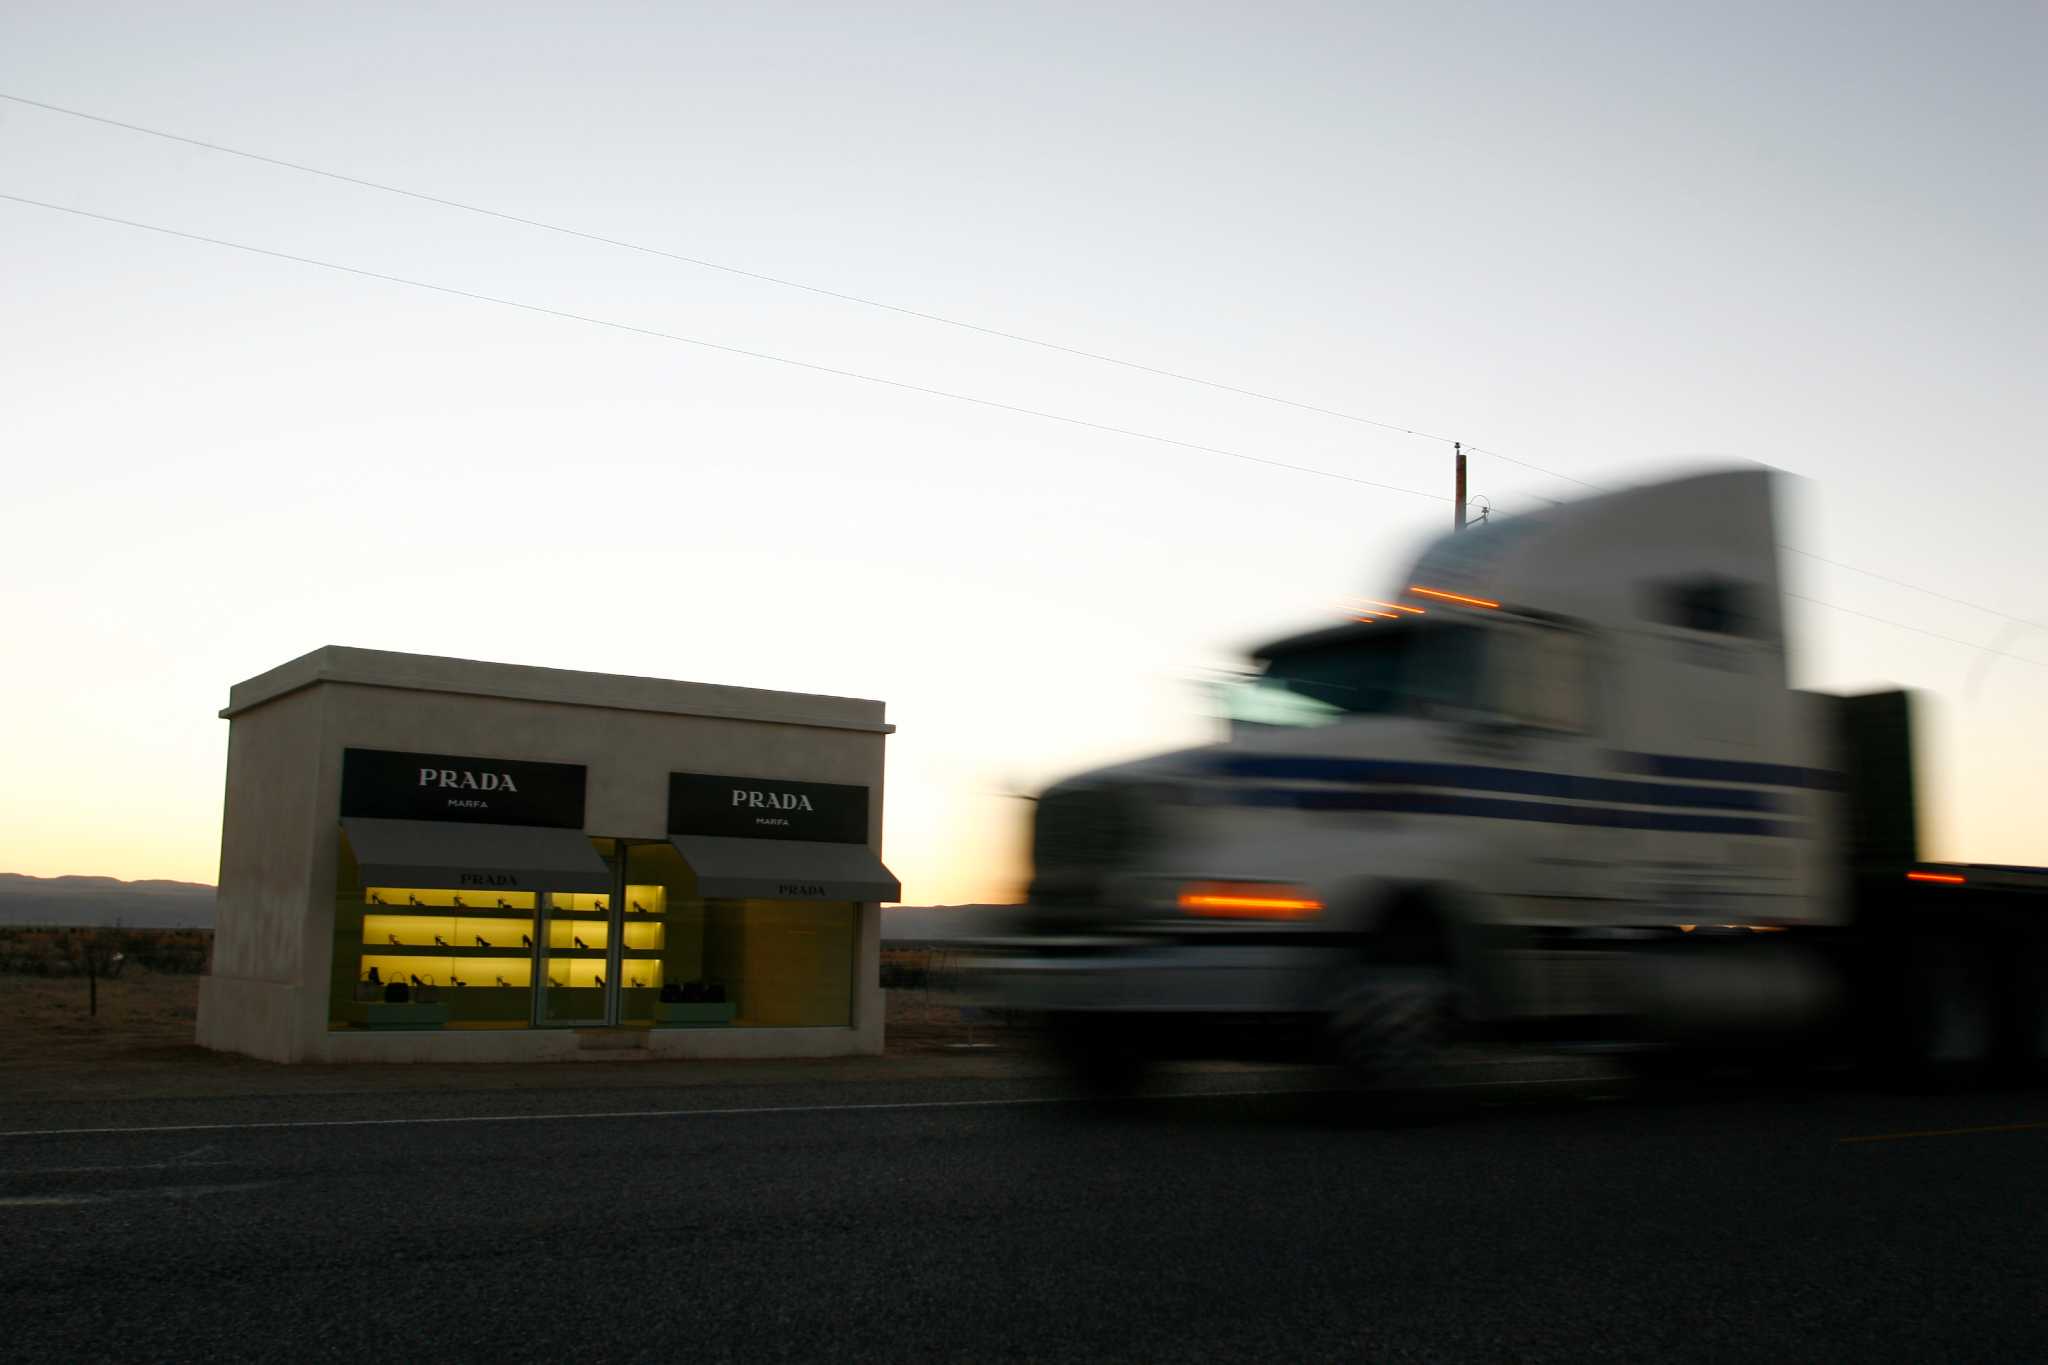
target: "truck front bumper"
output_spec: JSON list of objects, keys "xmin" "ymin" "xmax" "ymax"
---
[{"xmin": 963, "ymin": 936, "xmax": 1339, "ymax": 1015}]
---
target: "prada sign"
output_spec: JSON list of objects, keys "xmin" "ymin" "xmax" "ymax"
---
[
  {"xmin": 341, "ymin": 748, "xmax": 588, "ymax": 827},
  {"xmin": 668, "ymin": 772, "xmax": 869, "ymax": 844}
]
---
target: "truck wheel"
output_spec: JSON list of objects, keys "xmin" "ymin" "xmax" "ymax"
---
[
  {"xmin": 1997, "ymin": 936, "xmax": 2048, "ymax": 1083},
  {"xmin": 1327, "ymin": 967, "xmax": 1454, "ymax": 1092},
  {"xmin": 1046, "ymin": 1012, "xmax": 1151, "ymax": 1098},
  {"xmin": 1893, "ymin": 934, "xmax": 1995, "ymax": 1088}
]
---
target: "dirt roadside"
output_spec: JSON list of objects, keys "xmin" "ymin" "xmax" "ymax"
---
[{"xmin": 0, "ymin": 973, "xmax": 1086, "ymax": 1106}]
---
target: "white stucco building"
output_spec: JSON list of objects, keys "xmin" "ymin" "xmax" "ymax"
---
[{"xmin": 196, "ymin": 647, "xmax": 897, "ymax": 1063}]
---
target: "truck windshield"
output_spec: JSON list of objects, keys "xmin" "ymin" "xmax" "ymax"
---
[{"xmin": 1223, "ymin": 624, "xmax": 1485, "ymax": 727}]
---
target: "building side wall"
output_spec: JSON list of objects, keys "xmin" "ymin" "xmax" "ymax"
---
[{"xmin": 208, "ymin": 685, "xmax": 326, "ymax": 980}]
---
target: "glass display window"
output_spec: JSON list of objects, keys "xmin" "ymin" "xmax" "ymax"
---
[
  {"xmin": 329, "ymin": 835, "xmax": 546, "ymax": 1030},
  {"xmin": 329, "ymin": 833, "xmax": 861, "ymax": 1033},
  {"xmin": 620, "ymin": 843, "xmax": 854, "ymax": 1028}
]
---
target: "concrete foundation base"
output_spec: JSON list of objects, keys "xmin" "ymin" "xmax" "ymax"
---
[
  {"xmin": 196, "ymin": 975, "xmax": 304, "ymax": 1063},
  {"xmin": 302, "ymin": 1020, "xmax": 878, "ymax": 1064}
]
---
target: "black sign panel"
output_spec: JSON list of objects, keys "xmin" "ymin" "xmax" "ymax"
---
[
  {"xmin": 668, "ymin": 772, "xmax": 869, "ymax": 844},
  {"xmin": 340, "ymin": 747, "xmax": 587, "ymax": 828}
]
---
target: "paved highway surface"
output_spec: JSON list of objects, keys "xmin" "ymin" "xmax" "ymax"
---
[{"xmin": 2, "ymin": 1068, "xmax": 2045, "ymax": 1363}]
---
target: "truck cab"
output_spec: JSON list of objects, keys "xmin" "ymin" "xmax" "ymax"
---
[{"xmin": 981, "ymin": 468, "xmax": 1865, "ymax": 1083}]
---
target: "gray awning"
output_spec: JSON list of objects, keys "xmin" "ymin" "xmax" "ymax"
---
[
  {"xmin": 669, "ymin": 835, "xmax": 900, "ymax": 903},
  {"xmin": 341, "ymin": 818, "xmax": 612, "ymax": 894}
]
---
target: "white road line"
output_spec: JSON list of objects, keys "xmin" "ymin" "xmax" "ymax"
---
[
  {"xmin": 0, "ymin": 1075, "xmax": 1598, "ymax": 1141},
  {"xmin": 0, "ymin": 1181, "xmax": 276, "ymax": 1209},
  {"xmin": 2, "ymin": 1160, "xmax": 237, "ymax": 1176},
  {"xmin": 0, "ymin": 1089, "xmax": 1320, "ymax": 1140}
]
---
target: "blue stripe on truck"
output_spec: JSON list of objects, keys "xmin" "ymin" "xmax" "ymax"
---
[
  {"xmin": 1608, "ymin": 752, "xmax": 1843, "ymax": 790},
  {"xmin": 1207, "ymin": 755, "xmax": 1786, "ymax": 811},
  {"xmin": 1230, "ymin": 786, "xmax": 1789, "ymax": 837}
]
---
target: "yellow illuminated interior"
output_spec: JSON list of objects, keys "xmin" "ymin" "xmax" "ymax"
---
[
  {"xmin": 364, "ymin": 887, "xmax": 536, "ymax": 911},
  {"xmin": 364, "ymin": 914, "xmax": 535, "ymax": 949},
  {"xmin": 348, "ymin": 886, "xmax": 541, "ymax": 1021},
  {"xmin": 335, "ymin": 869, "xmax": 852, "ymax": 1031},
  {"xmin": 360, "ymin": 953, "xmax": 534, "ymax": 989},
  {"xmin": 546, "ymin": 917, "xmax": 610, "ymax": 951}
]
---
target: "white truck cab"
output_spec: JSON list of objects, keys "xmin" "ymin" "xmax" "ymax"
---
[{"xmin": 978, "ymin": 467, "xmax": 2017, "ymax": 1089}]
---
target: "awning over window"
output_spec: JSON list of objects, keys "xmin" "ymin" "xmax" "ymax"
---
[
  {"xmin": 668, "ymin": 835, "xmax": 900, "ymax": 903},
  {"xmin": 341, "ymin": 818, "xmax": 612, "ymax": 895}
]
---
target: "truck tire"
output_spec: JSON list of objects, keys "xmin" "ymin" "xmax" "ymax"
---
[
  {"xmin": 1997, "ymin": 935, "xmax": 2048, "ymax": 1083},
  {"xmin": 1046, "ymin": 1012, "xmax": 1151, "ymax": 1098},
  {"xmin": 1327, "ymin": 967, "xmax": 1455, "ymax": 1092},
  {"xmin": 1892, "ymin": 933, "xmax": 1996, "ymax": 1088}
]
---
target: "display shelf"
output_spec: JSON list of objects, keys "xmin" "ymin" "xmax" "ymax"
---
[
  {"xmin": 651, "ymin": 1001, "xmax": 736, "ymax": 1027},
  {"xmin": 363, "ymin": 1002, "xmax": 450, "ymax": 1030},
  {"xmin": 362, "ymin": 943, "xmax": 545, "ymax": 956},
  {"xmin": 362, "ymin": 902, "xmax": 545, "ymax": 918}
]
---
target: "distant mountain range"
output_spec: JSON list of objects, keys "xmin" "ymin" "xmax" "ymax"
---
[
  {"xmin": 881, "ymin": 903, "xmax": 1021, "ymax": 943},
  {"xmin": 0, "ymin": 874, "xmax": 216, "ymax": 928}
]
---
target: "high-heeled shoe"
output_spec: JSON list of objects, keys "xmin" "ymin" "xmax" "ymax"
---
[
  {"xmin": 574, "ymin": 937, "xmax": 589, "ymax": 950},
  {"xmin": 433, "ymin": 935, "xmax": 449, "ymax": 947},
  {"xmin": 474, "ymin": 935, "xmax": 491, "ymax": 948},
  {"xmin": 388, "ymin": 933, "xmax": 401, "ymax": 946}
]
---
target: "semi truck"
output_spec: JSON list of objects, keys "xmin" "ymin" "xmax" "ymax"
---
[{"xmin": 976, "ymin": 467, "xmax": 2048, "ymax": 1091}]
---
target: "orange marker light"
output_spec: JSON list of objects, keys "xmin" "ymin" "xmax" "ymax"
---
[
  {"xmin": 1178, "ymin": 882, "xmax": 1324, "ymax": 920},
  {"xmin": 1410, "ymin": 586, "xmax": 1501, "ymax": 609},
  {"xmin": 1906, "ymin": 871, "xmax": 1967, "ymax": 885}
]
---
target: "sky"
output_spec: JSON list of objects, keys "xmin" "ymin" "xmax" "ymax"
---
[{"xmin": 2, "ymin": 2, "xmax": 2043, "ymax": 902}]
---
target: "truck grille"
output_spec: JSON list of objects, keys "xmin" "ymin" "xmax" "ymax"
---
[{"xmin": 1029, "ymin": 782, "xmax": 1155, "ymax": 908}]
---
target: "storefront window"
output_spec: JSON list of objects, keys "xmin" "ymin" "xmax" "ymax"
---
[
  {"xmin": 623, "ymin": 842, "xmax": 855, "ymax": 1028},
  {"xmin": 329, "ymin": 840, "xmax": 540, "ymax": 1029},
  {"xmin": 329, "ymin": 835, "xmax": 858, "ymax": 1031},
  {"xmin": 536, "ymin": 887, "xmax": 612, "ymax": 1025}
]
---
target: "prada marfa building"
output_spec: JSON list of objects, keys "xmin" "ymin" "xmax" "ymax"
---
[{"xmin": 196, "ymin": 647, "xmax": 900, "ymax": 1063}]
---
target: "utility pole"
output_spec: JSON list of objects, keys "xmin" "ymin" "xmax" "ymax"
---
[{"xmin": 1454, "ymin": 442, "xmax": 1468, "ymax": 531}]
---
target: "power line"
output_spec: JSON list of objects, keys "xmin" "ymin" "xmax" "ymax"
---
[
  {"xmin": 0, "ymin": 191, "xmax": 1450, "ymax": 503},
  {"xmin": 1461, "ymin": 445, "xmax": 1609, "ymax": 492},
  {"xmin": 11, "ymin": 94, "xmax": 2017, "ymax": 583},
  {"xmin": 6, "ymin": 193, "xmax": 2037, "ymax": 672},
  {"xmin": 4, "ymin": 156, "xmax": 2039, "ymax": 670},
  {"xmin": 0, "ymin": 91, "xmax": 1469, "ymax": 448},
  {"xmin": 1784, "ymin": 593, "xmax": 2048, "ymax": 671},
  {"xmin": 0, "ymin": 91, "xmax": 1665, "ymax": 504},
  {"xmin": 1780, "ymin": 546, "xmax": 2048, "ymax": 632}
]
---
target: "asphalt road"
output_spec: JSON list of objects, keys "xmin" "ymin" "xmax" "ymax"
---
[{"xmin": 3, "ymin": 1071, "xmax": 2046, "ymax": 1363}]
